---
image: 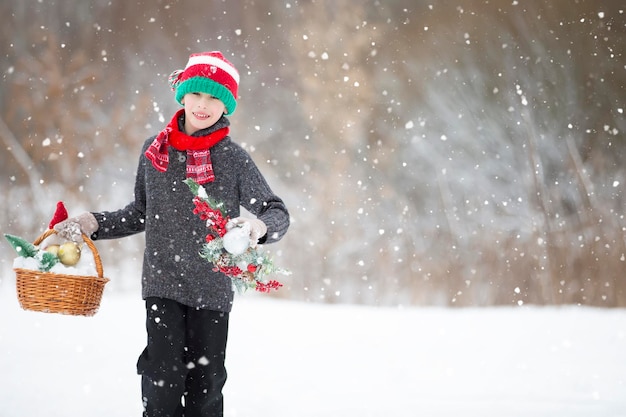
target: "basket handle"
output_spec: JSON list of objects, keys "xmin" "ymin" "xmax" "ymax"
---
[{"xmin": 34, "ymin": 229, "xmax": 104, "ymax": 278}]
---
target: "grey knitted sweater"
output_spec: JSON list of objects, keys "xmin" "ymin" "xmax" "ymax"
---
[{"xmin": 91, "ymin": 115, "xmax": 290, "ymax": 312}]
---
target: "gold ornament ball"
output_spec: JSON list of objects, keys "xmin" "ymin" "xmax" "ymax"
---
[
  {"xmin": 45, "ymin": 244, "xmax": 60, "ymax": 256},
  {"xmin": 58, "ymin": 242, "xmax": 81, "ymax": 266}
]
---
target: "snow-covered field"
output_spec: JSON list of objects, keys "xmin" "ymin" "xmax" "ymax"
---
[{"xmin": 1, "ymin": 281, "xmax": 625, "ymax": 417}]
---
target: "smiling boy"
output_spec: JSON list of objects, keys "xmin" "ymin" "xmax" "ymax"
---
[{"xmin": 55, "ymin": 51, "xmax": 290, "ymax": 416}]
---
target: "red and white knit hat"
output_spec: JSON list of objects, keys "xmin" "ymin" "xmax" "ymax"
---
[{"xmin": 169, "ymin": 51, "xmax": 240, "ymax": 115}]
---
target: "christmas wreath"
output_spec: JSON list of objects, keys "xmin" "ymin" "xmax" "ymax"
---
[{"xmin": 184, "ymin": 179, "xmax": 289, "ymax": 293}]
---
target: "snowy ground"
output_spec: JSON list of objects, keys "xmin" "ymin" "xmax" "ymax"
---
[{"xmin": 1, "ymin": 281, "xmax": 625, "ymax": 417}]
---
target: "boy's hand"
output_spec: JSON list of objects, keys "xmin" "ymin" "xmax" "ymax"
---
[
  {"xmin": 226, "ymin": 217, "xmax": 267, "ymax": 247},
  {"xmin": 53, "ymin": 212, "xmax": 99, "ymax": 242}
]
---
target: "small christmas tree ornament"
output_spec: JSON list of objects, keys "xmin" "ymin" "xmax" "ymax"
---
[
  {"xmin": 4, "ymin": 234, "xmax": 39, "ymax": 258},
  {"xmin": 58, "ymin": 241, "xmax": 81, "ymax": 266},
  {"xmin": 37, "ymin": 250, "xmax": 60, "ymax": 271}
]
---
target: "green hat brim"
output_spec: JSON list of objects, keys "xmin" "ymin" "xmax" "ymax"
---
[{"xmin": 175, "ymin": 76, "xmax": 237, "ymax": 115}]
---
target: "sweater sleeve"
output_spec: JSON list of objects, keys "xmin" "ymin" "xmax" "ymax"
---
[
  {"xmin": 237, "ymin": 148, "xmax": 290, "ymax": 244},
  {"xmin": 90, "ymin": 141, "xmax": 149, "ymax": 240}
]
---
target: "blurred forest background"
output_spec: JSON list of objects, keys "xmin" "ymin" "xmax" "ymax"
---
[{"xmin": 0, "ymin": 0, "xmax": 624, "ymax": 307}]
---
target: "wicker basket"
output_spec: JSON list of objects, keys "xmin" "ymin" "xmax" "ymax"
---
[{"xmin": 14, "ymin": 229, "xmax": 109, "ymax": 316}]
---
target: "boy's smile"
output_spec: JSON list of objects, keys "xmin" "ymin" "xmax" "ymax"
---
[{"xmin": 192, "ymin": 111, "xmax": 210, "ymax": 120}]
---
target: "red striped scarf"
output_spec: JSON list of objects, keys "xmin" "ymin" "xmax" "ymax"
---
[{"xmin": 145, "ymin": 109, "xmax": 229, "ymax": 184}]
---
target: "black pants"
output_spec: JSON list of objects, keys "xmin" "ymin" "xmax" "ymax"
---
[{"xmin": 137, "ymin": 297, "xmax": 229, "ymax": 417}]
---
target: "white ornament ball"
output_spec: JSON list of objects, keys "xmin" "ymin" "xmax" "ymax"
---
[
  {"xmin": 58, "ymin": 242, "xmax": 81, "ymax": 266},
  {"xmin": 222, "ymin": 224, "xmax": 251, "ymax": 256}
]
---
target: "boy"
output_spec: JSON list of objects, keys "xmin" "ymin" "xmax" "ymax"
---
[{"xmin": 56, "ymin": 51, "xmax": 290, "ymax": 416}]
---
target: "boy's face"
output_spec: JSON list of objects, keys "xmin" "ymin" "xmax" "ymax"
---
[{"xmin": 181, "ymin": 92, "xmax": 226, "ymax": 135}]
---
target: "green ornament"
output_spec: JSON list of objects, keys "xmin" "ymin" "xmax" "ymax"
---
[
  {"xmin": 37, "ymin": 250, "xmax": 60, "ymax": 272},
  {"xmin": 4, "ymin": 234, "xmax": 38, "ymax": 258}
]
